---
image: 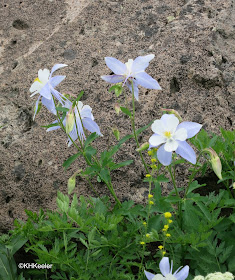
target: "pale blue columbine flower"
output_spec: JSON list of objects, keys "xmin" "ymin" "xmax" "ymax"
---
[
  {"xmin": 30, "ymin": 64, "xmax": 68, "ymax": 120},
  {"xmin": 101, "ymin": 54, "xmax": 161, "ymax": 100},
  {"xmin": 47, "ymin": 101, "xmax": 102, "ymax": 146},
  {"xmin": 145, "ymin": 257, "xmax": 189, "ymax": 280},
  {"xmin": 149, "ymin": 114, "xmax": 202, "ymax": 166}
]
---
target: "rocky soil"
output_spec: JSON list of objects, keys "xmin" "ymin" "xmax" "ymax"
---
[{"xmin": 0, "ymin": 0, "xmax": 234, "ymax": 232}]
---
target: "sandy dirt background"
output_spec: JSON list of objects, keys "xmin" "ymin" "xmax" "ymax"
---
[{"xmin": 0, "ymin": 0, "xmax": 234, "ymax": 232}]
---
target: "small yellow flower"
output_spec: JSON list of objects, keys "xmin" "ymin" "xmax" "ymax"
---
[
  {"xmin": 151, "ymin": 158, "xmax": 156, "ymax": 163},
  {"xmin": 164, "ymin": 212, "xmax": 172, "ymax": 219},
  {"xmin": 140, "ymin": 241, "xmax": 145, "ymax": 245},
  {"xmin": 168, "ymin": 219, "xmax": 173, "ymax": 224},
  {"xmin": 148, "ymin": 150, "xmax": 153, "ymax": 156},
  {"xmin": 166, "ymin": 233, "xmax": 171, "ymax": 237},
  {"xmin": 164, "ymin": 225, "xmax": 169, "ymax": 230},
  {"xmin": 146, "ymin": 234, "xmax": 151, "ymax": 238},
  {"xmin": 151, "ymin": 164, "xmax": 157, "ymax": 169},
  {"xmin": 146, "ymin": 174, "xmax": 151, "ymax": 178},
  {"xmin": 143, "ymin": 221, "xmax": 147, "ymax": 226},
  {"xmin": 148, "ymin": 194, "xmax": 153, "ymax": 199},
  {"xmin": 158, "ymin": 245, "xmax": 164, "ymax": 250},
  {"xmin": 162, "ymin": 251, "xmax": 166, "ymax": 256},
  {"xmin": 149, "ymin": 201, "xmax": 154, "ymax": 205}
]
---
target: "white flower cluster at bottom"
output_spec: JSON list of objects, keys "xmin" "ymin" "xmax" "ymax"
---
[{"xmin": 193, "ymin": 272, "xmax": 234, "ymax": 280}]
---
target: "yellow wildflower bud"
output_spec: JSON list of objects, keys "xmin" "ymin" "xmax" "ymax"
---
[
  {"xmin": 146, "ymin": 174, "xmax": 151, "ymax": 178},
  {"xmin": 146, "ymin": 234, "xmax": 151, "ymax": 238},
  {"xmin": 140, "ymin": 241, "xmax": 145, "ymax": 245},
  {"xmin": 163, "ymin": 225, "xmax": 169, "ymax": 230},
  {"xmin": 148, "ymin": 150, "xmax": 154, "ymax": 156},
  {"xmin": 151, "ymin": 164, "xmax": 157, "ymax": 169},
  {"xmin": 151, "ymin": 158, "xmax": 156, "ymax": 163},
  {"xmin": 164, "ymin": 212, "xmax": 172, "ymax": 219},
  {"xmin": 162, "ymin": 251, "xmax": 166, "ymax": 256},
  {"xmin": 143, "ymin": 222, "xmax": 147, "ymax": 226},
  {"xmin": 168, "ymin": 219, "xmax": 173, "ymax": 224},
  {"xmin": 148, "ymin": 194, "xmax": 153, "ymax": 199},
  {"xmin": 149, "ymin": 201, "xmax": 154, "ymax": 205},
  {"xmin": 158, "ymin": 245, "xmax": 164, "ymax": 250},
  {"xmin": 166, "ymin": 233, "xmax": 171, "ymax": 237}
]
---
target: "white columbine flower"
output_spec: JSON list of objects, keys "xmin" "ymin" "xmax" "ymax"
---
[
  {"xmin": 145, "ymin": 257, "xmax": 189, "ymax": 280},
  {"xmin": 47, "ymin": 101, "xmax": 102, "ymax": 146},
  {"xmin": 30, "ymin": 64, "xmax": 67, "ymax": 120},
  {"xmin": 149, "ymin": 114, "xmax": 202, "ymax": 166}
]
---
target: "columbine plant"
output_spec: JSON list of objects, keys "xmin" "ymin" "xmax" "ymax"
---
[
  {"xmin": 101, "ymin": 54, "xmax": 161, "ymax": 172},
  {"xmin": 145, "ymin": 257, "xmax": 189, "ymax": 280}
]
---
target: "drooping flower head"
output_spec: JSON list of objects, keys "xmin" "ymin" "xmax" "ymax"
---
[
  {"xmin": 30, "ymin": 64, "xmax": 68, "ymax": 120},
  {"xmin": 47, "ymin": 100, "xmax": 102, "ymax": 146},
  {"xmin": 101, "ymin": 54, "xmax": 161, "ymax": 100},
  {"xmin": 149, "ymin": 114, "xmax": 202, "ymax": 166},
  {"xmin": 145, "ymin": 257, "xmax": 189, "ymax": 280}
]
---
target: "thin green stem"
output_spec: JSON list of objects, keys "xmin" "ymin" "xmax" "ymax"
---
[{"xmin": 130, "ymin": 82, "xmax": 149, "ymax": 174}]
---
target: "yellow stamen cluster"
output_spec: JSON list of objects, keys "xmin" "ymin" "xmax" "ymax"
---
[{"xmin": 164, "ymin": 131, "xmax": 171, "ymax": 138}]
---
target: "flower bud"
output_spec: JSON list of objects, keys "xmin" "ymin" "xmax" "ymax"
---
[
  {"xmin": 66, "ymin": 108, "xmax": 75, "ymax": 134},
  {"xmin": 112, "ymin": 128, "xmax": 120, "ymax": 141},
  {"xmin": 160, "ymin": 108, "xmax": 182, "ymax": 121},
  {"xmin": 68, "ymin": 176, "xmax": 76, "ymax": 195},
  {"xmin": 136, "ymin": 142, "xmax": 149, "ymax": 152},
  {"xmin": 114, "ymin": 103, "xmax": 121, "ymax": 115},
  {"xmin": 203, "ymin": 148, "xmax": 222, "ymax": 180}
]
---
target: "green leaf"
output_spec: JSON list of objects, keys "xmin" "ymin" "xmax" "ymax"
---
[
  {"xmin": 84, "ymin": 146, "xmax": 97, "ymax": 161},
  {"xmin": 56, "ymin": 106, "xmax": 69, "ymax": 113},
  {"xmin": 41, "ymin": 122, "xmax": 59, "ymax": 129},
  {"xmin": 99, "ymin": 168, "xmax": 111, "ymax": 183},
  {"xmin": 136, "ymin": 121, "xmax": 153, "ymax": 136},
  {"xmin": 165, "ymin": 196, "xmax": 182, "ymax": 203},
  {"xmin": 187, "ymin": 181, "xmax": 205, "ymax": 195},
  {"xmin": 84, "ymin": 132, "xmax": 99, "ymax": 148},
  {"xmin": 63, "ymin": 153, "xmax": 81, "ymax": 170},
  {"xmin": 72, "ymin": 91, "xmax": 84, "ymax": 106},
  {"xmin": 120, "ymin": 107, "xmax": 132, "ymax": 117},
  {"xmin": 110, "ymin": 160, "xmax": 133, "ymax": 170}
]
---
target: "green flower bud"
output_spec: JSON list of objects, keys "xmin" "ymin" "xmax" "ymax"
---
[
  {"xmin": 160, "ymin": 108, "xmax": 182, "ymax": 121},
  {"xmin": 136, "ymin": 142, "xmax": 149, "ymax": 152},
  {"xmin": 203, "ymin": 148, "xmax": 222, "ymax": 180}
]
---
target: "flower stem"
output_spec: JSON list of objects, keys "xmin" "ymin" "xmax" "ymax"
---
[{"xmin": 130, "ymin": 81, "xmax": 149, "ymax": 174}]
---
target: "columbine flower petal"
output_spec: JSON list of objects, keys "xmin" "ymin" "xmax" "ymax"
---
[
  {"xmin": 157, "ymin": 145, "xmax": 172, "ymax": 166},
  {"xmin": 40, "ymin": 83, "xmax": 51, "ymax": 99},
  {"xmin": 135, "ymin": 72, "xmax": 161, "ymax": 89},
  {"xmin": 176, "ymin": 141, "xmax": 196, "ymax": 164},
  {"xmin": 33, "ymin": 96, "xmax": 40, "ymax": 121},
  {"xmin": 132, "ymin": 54, "xmax": 155, "ymax": 73},
  {"xmin": 38, "ymin": 69, "xmax": 50, "ymax": 83},
  {"xmin": 151, "ymin": 120, "xmax": 165, "ymax": 135},
  {"xmin": 165, "ymin": 115, "xmax": 179, "ymax": 134},
  {"xmin": 101, "ymin": 75, "xmax": 124, "ymax": 83},
  {"xmin": 104, "ymin": 57, "xmax": 127, "ymax": 75},
  {"xmin": 30, "ymin": 81, "xmax": 44, "ymax": 96},
  {"xmin": 177, "ymin": 122, "xmax": 202, "ymax": 139},
  {"xmin": 164, "ymin": 139, "xmax": 179, "ymax": 152},
  {"xmin": 149, "ymin": 134, "xmax": 166, "ymax": 147}
]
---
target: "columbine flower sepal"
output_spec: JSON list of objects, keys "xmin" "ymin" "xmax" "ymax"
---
[{"xmin": 101, "ymin": 54, "xmax": 161, "ymax": 101}]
